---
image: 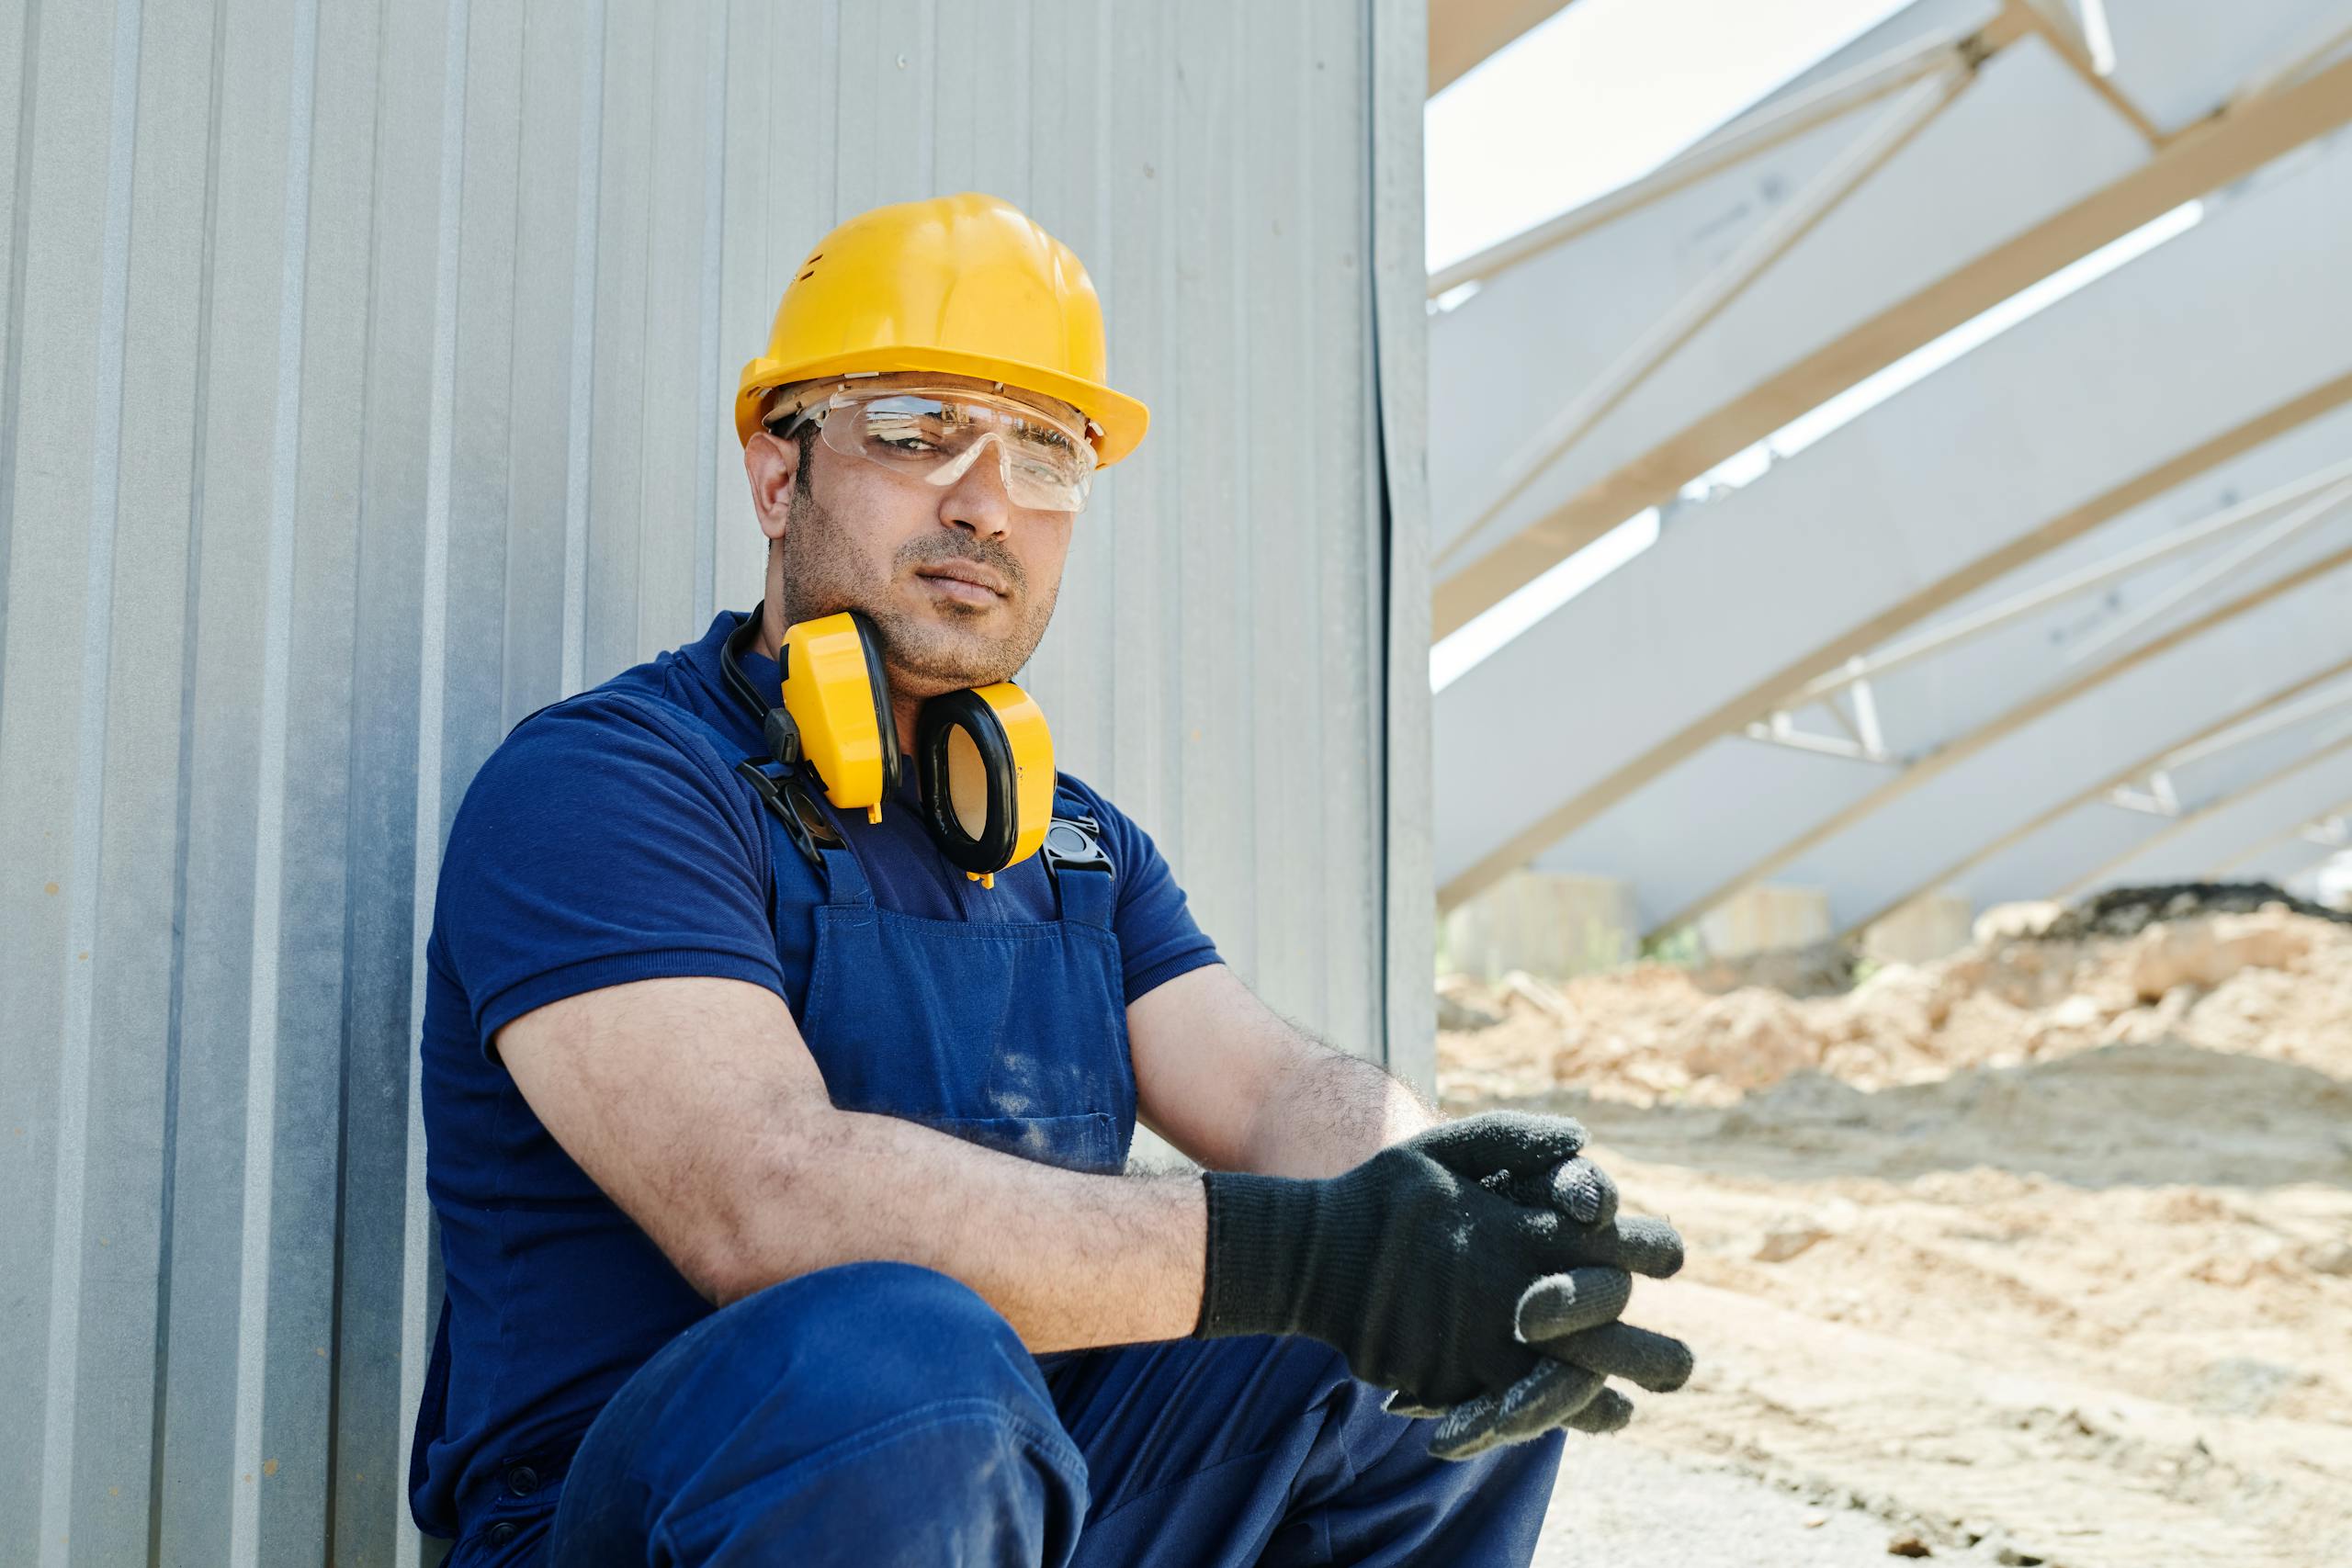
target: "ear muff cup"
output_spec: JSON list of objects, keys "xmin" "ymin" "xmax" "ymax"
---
[
  {"xmin": 777, "ymin": 609, "xmax": 899, "ymax": 818},
  {"xmin": 845, "ymin": 609, "xmax": 901, "ymax": 799},
  {"xmin": 915, "ymin": 683, "xmax": 1054, "ymax": 877}
]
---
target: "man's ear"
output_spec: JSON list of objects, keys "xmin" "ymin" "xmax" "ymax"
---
[{"xmin": 744, "ymin": 429, "xmax": 799, "ymax": 542}]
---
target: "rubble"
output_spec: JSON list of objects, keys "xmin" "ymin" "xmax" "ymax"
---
[{"xmin": 1438, "ymin": 901, "xmax": 2352, "ymax": 1110}]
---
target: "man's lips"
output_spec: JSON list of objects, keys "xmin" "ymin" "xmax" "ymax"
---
[{"xmin": 915, "ymin": 562, "xmax": 1010, "ymax": 602}]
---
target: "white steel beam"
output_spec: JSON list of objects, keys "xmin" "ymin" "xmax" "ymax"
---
[
  {"xmin": 1539, "ymin": 489, "xmax": 2352, "ymax": 932},
  {"xmin": 1430, "ymin": 44, "xmax": 2352, "ymax": 637},
  {"xmin": 1962, "ymin": 699, "xmax": 2352, "ymax": 903},
  {"xmin": 2106, "ymin": 0, "xmax": 2352, "ymax": 132},
  {"xmin": 1426, "ymin": 19, "xmax": 1989, "ymax": 296},
  {"xmin": 1432, "ymin": 127, "xmax": 2352, "ymax": 909},
  {"xmin": 1790, "ymin": 457, "xmax": 2352, "ymax": 702},
  {"xmin": 1773, "ymin": 550, "xmax": 2352, "ymax": 933},
  {"xmin": 2010, "ymin": 0, "xmax": 2164, "ymax": 143},
  {"xmin": 1441, "ymin": 69, "xmax": 1969, "ymax": 577},
  {"xmin": 2072, "ymin": 743, "xmax": 2352, "ymax": 893},
  {"xmin": 1525, "ymin": 408, "xmax": 2352, "ymax": 932}
]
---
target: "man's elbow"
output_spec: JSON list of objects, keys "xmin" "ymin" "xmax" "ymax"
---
[{"xmin": 658, "ymin": 1121, "xmax": 833, "ymax": 1306}]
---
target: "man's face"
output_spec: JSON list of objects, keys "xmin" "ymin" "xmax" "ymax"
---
[{"xmin": 745, "ymin": 374, "xmax": 1080, "ymax": 701}]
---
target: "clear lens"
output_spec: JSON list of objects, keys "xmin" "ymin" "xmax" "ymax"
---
[{"xmin": 811, "ymin": 387, "xmax": 1097, "ymax": 512}]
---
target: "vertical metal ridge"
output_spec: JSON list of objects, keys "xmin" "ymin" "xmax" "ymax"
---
[
  {"xmin": 1088, "ymin": 1, "xmax": 1114, "ymax": 782},
  {"xmin": 1367, "ymin": 0, "xmax": 1430, "ymax": 1082},
  {"xmin": 824, "ymin": 0, "xmax": 842, "ymax": 217},
  {"xmin": 1227, "ymin": 0, "xmax": 1254, "ymax": 942},
  {"xmin": 559, "ymin": 0, "xmax": 603, "ymax": 697},
  {"xmin": 627, "ymin": 31, "xmax": 651, "ymax": 668},
  {"xmin": 1153, "ymin": 0, "xmax": 1182, "ymax": 863},
  {"xmin": 691, "ymin": 0, "xmax": 725, "ymax": 628},
  {"xmin": 36, "ymin": 0, "xmax": 141, "ymax": 1560},
  {"xmin": 322, "ymin": 0, "xmax": 397, "ymax": 1541},
  {"xmin": 917, "ymin": 0, "xmax": 936, "ymax": 194},
  {"xmin": 395, "ymin": 1, "xmax": 471, "ymax": 1562},
  {"xmin": 149, "ymin": 1, "xmax": 232, "ymax": 1557},
  {"xmin": 1291, "ymin": 0, "xmax": 1323, "ymax": 1027},
  {"xmin": 225, "ymin": 0, "xmax": 322, "ymax": 1556},
  {"xmin": 0, "ymin": 0, "xmax": 44, "ymax": 811}
]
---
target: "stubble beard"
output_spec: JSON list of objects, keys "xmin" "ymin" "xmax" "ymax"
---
[{"xmin": 775, "ymin": 470, "xmax": 1058, "ymax": 694}]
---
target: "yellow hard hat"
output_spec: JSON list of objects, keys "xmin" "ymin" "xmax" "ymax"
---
[{"xmin": 735, "ymin": 193, "xmax": 1150, "ymax": 467}]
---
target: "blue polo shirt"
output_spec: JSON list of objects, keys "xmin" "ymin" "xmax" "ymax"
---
[{"xmin": 410, "ymin": 609, "xmax": 1220, "ymax": 1535}]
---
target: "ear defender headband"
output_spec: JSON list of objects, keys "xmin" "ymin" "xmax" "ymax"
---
[{"xmin": 723, "ymin": 605, "xmax": 1055, "ymax": 886}]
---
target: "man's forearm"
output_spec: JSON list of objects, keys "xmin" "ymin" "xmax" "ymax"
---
[
  {"xmin": 711, "ymin": 1104, "xmax": 1207, "ymax": 1353},
  {"xmin": 1238, "ymin": 1039, "xmax": 1440, "ymax": 1179}
]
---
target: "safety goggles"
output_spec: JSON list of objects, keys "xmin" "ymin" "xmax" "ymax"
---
[{"xmin": 767, "ymin": 380, "xmax": 1100, "ymax": 513}]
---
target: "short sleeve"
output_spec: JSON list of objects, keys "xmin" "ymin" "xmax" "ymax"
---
[
  {"xmin": 1058, "ymin": 775, "xmax": 1223, "ymax": 1004},
  {"xmin": 435, "ymin": 694, "xmax": 786, "ymax": 1056}
]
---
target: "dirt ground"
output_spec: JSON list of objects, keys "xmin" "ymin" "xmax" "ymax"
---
[{"xmin": 1443, "ymin": 904, "xmax": 2352, "ymax": 1566}]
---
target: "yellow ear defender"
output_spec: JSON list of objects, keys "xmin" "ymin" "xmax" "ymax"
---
[
  {"xmin": 916, "ymin": 683, "xmax": 1055, "ymax": 880},
  {"xmin": 775, "ymin": 611, "xmax": 899, "ymax": 824},
  {"xmin": 724, "ymin": 605, "xmax": 1056, "ymax": 886}
]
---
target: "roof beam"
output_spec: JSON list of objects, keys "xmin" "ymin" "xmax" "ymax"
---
[
  {"xmin": 1804, "ymin": 590, "xmax": 2352, "ymax": 937},
  {"xmin": 1668, "ymin": 533, "xmax": 2352, "ymax": 932},
  {"xmin": 2009, "ymin": 0, "xmax": 2164, "ymax": 144},
  {"xmin": 1432, "ymin": 47, "xmax": 2352, "ymax": 638},
  {"xmin": 1432, "ymin": 126, "xmax": 2352, "ymax": 911},
  {"xmin": 1427, "ymin": 20, "xmax": 1994, "ymax": 297},
  {"xmin": 2059, "ymin": 733, "xmax": 2352, "ymax": 897}
]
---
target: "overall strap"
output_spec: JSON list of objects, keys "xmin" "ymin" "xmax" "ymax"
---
[
  {"xmin": 1044, "ymin": 783, "xmax": 1116, "ymax": 931},
  {"xmin": 595, "ymin": 691, "xmax": 874, "ymax": 917}
]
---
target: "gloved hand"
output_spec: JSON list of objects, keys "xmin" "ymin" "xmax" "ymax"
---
[
  {"xmin": 1389, "ymin": 1275, "xmax": 1696, "ymax": 1459},
  {"xmin": 1193, "ymin": 1113, "xmax": 1680, "ymax": 1407},
  {"xmin": 1374, "ymin": 1113, "xmax": 1693, "ymax": 1460}
]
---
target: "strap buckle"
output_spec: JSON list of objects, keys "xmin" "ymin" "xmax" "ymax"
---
[
  {"xmin": 736, "ymin": 759, "xmax": 843, "ymax": 867},
  {"xmin": 1041, "ymin": 814, "xmax": 1113, "ymax": 877}
]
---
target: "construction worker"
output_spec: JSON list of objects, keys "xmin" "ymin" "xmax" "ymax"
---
[{"xmin": 407, "ymin": 192, "xmax": 1689, "ymax": 1566}]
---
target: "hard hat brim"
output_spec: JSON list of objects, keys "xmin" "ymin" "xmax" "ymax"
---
[{"xmin": 736, "ymin": 347, "xmax": 1150, "ymax": 468}]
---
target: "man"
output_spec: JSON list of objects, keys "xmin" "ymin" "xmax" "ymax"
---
[{"xmin": 409, "ymin": 192, "xmax": 1688, "ymax": 1566}]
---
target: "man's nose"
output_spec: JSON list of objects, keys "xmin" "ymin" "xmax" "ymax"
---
[{"xmin": 930, "ymin": 433, "xmax": 1013, "ymax": 539}]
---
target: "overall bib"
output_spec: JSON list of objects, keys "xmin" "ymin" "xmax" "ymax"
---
[{"xmin": 455, "ymin": 695, "xmax": 1562, "ymax": 1566}]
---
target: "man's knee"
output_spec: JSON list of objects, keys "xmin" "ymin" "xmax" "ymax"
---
[
  {"xmin": 555, "ymin": 1263, "xmax": 1083, "ymax": 1564},
  {"xmin": 737, "ymin": 1260, "xmax": 1056, "ymax": 1429}
]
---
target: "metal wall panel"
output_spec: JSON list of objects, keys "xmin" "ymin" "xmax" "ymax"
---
[{"xmin": 0, "ymin": 2, "xmax": 1426, "ymax": 1562}]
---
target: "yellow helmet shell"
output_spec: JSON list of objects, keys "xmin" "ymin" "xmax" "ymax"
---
[{"xmin": 735, "ymin": 192, "xmax": 1150, "ymax": 467}]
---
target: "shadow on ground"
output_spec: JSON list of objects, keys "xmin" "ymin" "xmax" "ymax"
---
[{"xmin": 1478, "ymin": 1040, "xmax": 2352, "ymax": 1192}]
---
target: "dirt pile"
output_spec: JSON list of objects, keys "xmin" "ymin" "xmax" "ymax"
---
[
  {"xmin": 1438, "ymin": 903, "xmax": 2352, "ymax": 1110},
  {"xmin": 1441, "ymin": 899, "xmax": 2352, "ymax": 1565}
]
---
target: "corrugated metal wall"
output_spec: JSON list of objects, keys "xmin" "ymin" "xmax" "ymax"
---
[{"xmin": 0, "ymin": 1, "xmax": 1428, "ymax": 1562}]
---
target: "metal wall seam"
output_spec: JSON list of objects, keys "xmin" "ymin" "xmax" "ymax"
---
[
  {"xmin": 0, "ymin": 0, "xmax": 40, "ymax": 730},
  {"xmin": 691, "ymin": 0, "xmax": 726, "ymax": 630},
  {"xmin": 393, "ymin": 2, "xmax": 470, "ymax": 1565},
  {"xmin": 1370, "ymin": 0, "xmax": 1432, "ymax": 1089},
  {"xmin": 36, "ymin": 0, "xmax": 141, "ymax": 1558},
  {"xmin": 559, "ymin": 0, "xmax": 603, "ymax": 699},
  {"xmin": 223, "ymin": 0, "xmax": 319, "ymax": 1552}
]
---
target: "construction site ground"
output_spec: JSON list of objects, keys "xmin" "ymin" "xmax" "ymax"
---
[{"xmin": 1439, "ymin": 898, "xmax": 2352, "ymax": 1566}]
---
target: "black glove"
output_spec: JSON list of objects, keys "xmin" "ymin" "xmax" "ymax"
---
[
  {"xmin": 1194, "ymin": 1114, "xmax": 1679, "ymax": 1407},
  {"xmin": 1398, "ymin": 1278, "xmax": 1696, "ymax": 1459},
  {"xmin": 1374, "ymin": 1115, "xmax": 1693, "ymax": 1460}
]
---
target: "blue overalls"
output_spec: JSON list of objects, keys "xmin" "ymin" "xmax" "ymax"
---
[{"xmin": 446, "ymin": 693, "xmax": 1563, "ymax": 1565}]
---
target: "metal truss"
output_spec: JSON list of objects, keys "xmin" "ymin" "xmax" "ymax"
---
[{"xmin": 1430, "ymin": 7, "xmax": 2352, "ymax": 637}]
